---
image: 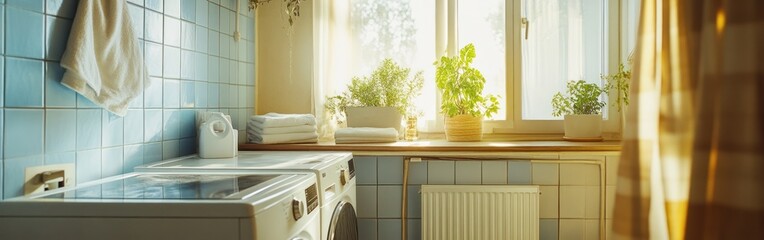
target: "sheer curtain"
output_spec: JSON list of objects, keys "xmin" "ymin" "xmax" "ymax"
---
[
  {"xmin": 314, "ymin": 0, "xmax": 435, "ymax": 139},
  {"xmin": 613, "ymin": 0, "xmax": 764, "ymax": 239},
  {"xmin": 521, "ymin": 0, "xmax": 605, "ymax": 120}
]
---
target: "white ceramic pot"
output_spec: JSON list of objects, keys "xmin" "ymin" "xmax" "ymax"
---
[
  {"xmin": 345, "ymin": 106, "xmax": 403, "ymax": 133},
  {"xmin": 563, "ymin": 114, "xmax": 603, "ymax": 141}
]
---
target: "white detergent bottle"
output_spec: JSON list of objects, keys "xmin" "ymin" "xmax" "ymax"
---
[{"xmin": 199, "ymin": 112, "xmax": 237, "ymax": 158}]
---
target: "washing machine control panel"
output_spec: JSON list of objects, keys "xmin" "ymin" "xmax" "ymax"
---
[
  {"xmin": 305, "ymin": 183, "xmax": 319, "ymax": 214},
  {"xmin": 347, "ymin": 158, "xmax": 356, "ymax": 180},
  {"xmin": 291, "ymin": 198, "xmax": 304, "ymax": 221}
]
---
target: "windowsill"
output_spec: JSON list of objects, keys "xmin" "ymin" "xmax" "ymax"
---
[{"xmin": 239, "ymin": 136, "xmax": 621, "ymax": 155}]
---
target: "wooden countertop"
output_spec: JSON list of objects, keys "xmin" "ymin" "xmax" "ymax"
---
[{"xmin": 239, "ymin": 140, "xmax": 621, "ymax": 153}]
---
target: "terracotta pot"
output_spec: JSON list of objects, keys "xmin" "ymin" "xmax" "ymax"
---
[
  {"xmin": 445, "ymin": 114, "xmax": 482, "ymax": 142},
  {"xmin": 563, "ymin": 114, "xmax": 603, "ymax": 141}
]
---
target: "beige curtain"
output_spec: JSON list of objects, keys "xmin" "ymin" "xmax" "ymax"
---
[{"xmin": 613, "ymin": 0, "xmax": 764, "ymax": 239}]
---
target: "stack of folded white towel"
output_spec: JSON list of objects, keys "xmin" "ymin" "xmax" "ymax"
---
[
  {"xmin": 334, "ymin": 127, "xmax": 399, "ymax": 144},
  {"xmin": 247, "ymin": 113, "xmax": 318, "ymax": 144}
]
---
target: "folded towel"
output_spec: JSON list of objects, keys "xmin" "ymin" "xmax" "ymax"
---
[
  {"xmin": 248, "ymin": 132, "xmax": 319, "ymax": 144},
  {"xmin": 61, "ymin": 0, "xmax": 148, "ymax": 117},
  {"xmin": 250, "ymin": 113, "xmax": 316, "ymax": 128},
  {"xmin": 334, "ymin": 137, "xmax": 398, "ymax": 144},
  {"xmin": 247, "ymin": 121, "xmax": 317, "ymax": 134},
  {"xmin": 334, "ymin": 127, "xmax": 399, "ymax": 139}
]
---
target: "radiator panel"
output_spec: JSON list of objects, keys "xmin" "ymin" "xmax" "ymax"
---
[{"xmin": 421, "ymin": 185, "xmax": 540, "ymax": 240}]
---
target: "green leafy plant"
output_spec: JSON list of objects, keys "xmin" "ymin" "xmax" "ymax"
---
[
  {"xmin": 551, "ymin": 80, "xmax": 606, "ymax": 117},
  {"xmin": 434, "ymin": 43, "xmax": 500, "ymax": 118},
  {"xmin": 602, "ymin": 63, "xmax": 631, "ymax": 112},
  {"xmin": 325, "ymin": 58, "xmax": 424, "ymax": 123}
]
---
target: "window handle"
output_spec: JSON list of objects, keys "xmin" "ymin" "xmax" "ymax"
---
[{"xmin": 521, "ymin": 17, "xmax": 529, "ymax": 40}]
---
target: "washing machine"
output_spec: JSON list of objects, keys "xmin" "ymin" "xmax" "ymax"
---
[
  {"xmin": 0, "ymin": 170, "xmax": 320, "ymax": 240},
  {"xmin": 135, "ymin": 151, "xmax": 358, "ymax": 240}
]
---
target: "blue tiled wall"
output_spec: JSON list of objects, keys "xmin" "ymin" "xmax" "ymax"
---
[{"xmin": 1, "ymin": 0, "xmax": 255, "ymax": 199}]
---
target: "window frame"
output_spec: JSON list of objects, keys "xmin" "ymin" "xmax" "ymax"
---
[{"xmin": 437, "ymin": 0, "xmax": 624, "ymax": 134}]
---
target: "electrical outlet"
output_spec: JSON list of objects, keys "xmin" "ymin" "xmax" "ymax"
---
[{"xmin": 24, "ymin": 164, "xmax": 76, "ymax": 195}]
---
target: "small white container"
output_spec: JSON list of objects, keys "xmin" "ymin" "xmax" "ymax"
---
[
  {"xmin": 199, "ymin": 112, "xmax": 237, "ymax": 158},
  {"xmin": 563, "ymin": 114, "xmax": 603, "ymax": 141}
]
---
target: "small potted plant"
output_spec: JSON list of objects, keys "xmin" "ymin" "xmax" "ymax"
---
[
  {"xmin": 434, "ymin": 43, "xmax": 500, "ymax": 141},
  {"xmin": 551, "ymin": 80, "xmax": 606, "ymax": 141},
  {"xmin": 325, "ymin": 58, "xmax": 424, "ymax": 132},
  {"xmin": 602, "ymin": 63, "xmax": 631, "ymax": 113}
]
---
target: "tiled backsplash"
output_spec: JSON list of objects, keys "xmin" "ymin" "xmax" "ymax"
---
[
  {"xmin": 1, "ymin": 0, "xmax": 255, "ymax": 199},
  {"xmin": 355, "ymin": 154, "xmax": 619, "ymax": 240}
]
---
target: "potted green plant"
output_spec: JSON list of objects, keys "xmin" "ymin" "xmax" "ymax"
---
[
  {"xmin": 602, "ymin": 63, "xmax": 631, "ymax": 113},
  {"xmin": 325, "ymin": 58, "xmax": 424, "ymax": 132},
  {"xmin": 551, "ymin": 80, "xmax": 606, "ymax": 141},
  {"xmin": 434, "ymin": 43, "xmax": 500, "ymax": 141}
]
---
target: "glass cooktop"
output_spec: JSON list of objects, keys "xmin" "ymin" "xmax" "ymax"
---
[{"xmin": 43, "ymin": 174, "xmax": 279, "ymax": 200}]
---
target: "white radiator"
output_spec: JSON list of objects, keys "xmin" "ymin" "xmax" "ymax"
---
[{"xmin": 421, "ymin": 185, "xmax": 540, "ymax": 240}]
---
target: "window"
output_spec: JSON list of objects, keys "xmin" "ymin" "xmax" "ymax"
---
[{"xmin": 316, "ymin": 0, "xmax": 624, "ymax": 134}]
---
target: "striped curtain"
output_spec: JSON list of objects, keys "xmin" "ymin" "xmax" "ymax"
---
[{"xmin": 613, "ymin": 0, "xmax": 764, "ymax": 239}]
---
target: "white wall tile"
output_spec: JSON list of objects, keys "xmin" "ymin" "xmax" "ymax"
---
[
  {"xmin": 355, "ymin": 156, "xmax": 377, "ymax": 185},
  {"xmin": 76, "ymin": 149, "xmax": 102, "ymax": 184},
  {"xmin": 76, "ymin": 109, "xmax": 102, "ymax": 151},
  {"xmin": 358, "ymin": 219, "xmax": 377, "ymax": 240},
  {"xmin": 123, "ymin": 144, "xmax": 144, "ymax": 173},
  {"xmin": 606, "ymin": 186, "xmax": 615, "ymax": 219},
  {"xmin": 45, "ymin": 152, "xmax": 75, "ymax": 165},
  {"xmin": 585, "ymin": 186, "xmax": 600, "ymax": 219},
  {"xmin": 560, "ymin": 219, "xmax": 585, "ymax": 240},
  {"xmin": 407, "ymin": 219, "xmax": 421, "ymax": 240},
  {"xmin": 560, "ymin": 163, "xmax": 599, "ymax": 186},
  {"xmin": 408, "ymin": 161, "xmax": 427, "ymax": 185},
  {"xmin": 378, "ymin": 219, "xmax": 401, "ymax": 240},
  {"xmin": 45, "ymin": 109, "xmax": 76, "ymax": 153},
  {"xmin": 102, "ymin": 111, "xmax": 124, "ymax": 147},
  {"xmin": 560, "ymin": 186, "xmax": 586, "ymax": 219},
  {"xmin": 162, "ymin": 139, "xmax": 180, "ymax": 159},
  {"xmin": 377, "ymin": 186, "xmax": 402, "ymax": 218},
  {"xmin": 540, "ymin": 219, "xmax": 559, "ymax": 240},
  {"xmin": 508, "ymin": 160, "xmax": 532, "ymax": 184},
  {"xmin": 407, "ymin": 185, "xmax": 421, "ymax": 218},
  {"xmin": 427, "ymin": 161, "xmax": 454, "ymax": 184},
  {"xmin": 533, "ymin": 163, "xmax": 559, "ymax": 185},
  {"xmin": 585, "ymin": 219, "xmax": 599, "ymax": 240},
  {"xmin": 357, "ymin": 186, "xmax": 377, "ymax": 218},
  {"xmin": 455, "ymin": 161, "xmax": 481, "ymax": 184},
  {"xmin": 606, "ymin": 155, "xmax": 620, "ymax": 186},
  {"xmin": 482, "ymin": 161, "xmax": 507, "ymax": 184},
  {"xmin": 378, "ymin": 157, "xmax": 403, "ymax": 184},
  {"xmin": 540, "ymin": 186, "xmax": 559, "ymax": 219},
  {"xmin": 102, "ymin": 146, "xmax": 124, "ymax": 178}
]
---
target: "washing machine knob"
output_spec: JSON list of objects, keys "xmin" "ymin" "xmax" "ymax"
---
[
  {"xmin": 340, "ymin": 169, "xmax": 348, "ymax": 186},
  {"xmin": 292, "ymin": 198, "xmax": 304, "ymax": 221}
]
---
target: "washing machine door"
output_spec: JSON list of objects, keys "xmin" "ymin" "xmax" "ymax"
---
[{"xmin": 327, "ymin": 201, "xmax": 358, "ymax": 240}]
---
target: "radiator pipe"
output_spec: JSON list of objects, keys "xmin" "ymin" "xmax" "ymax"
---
[{"xmin": 401, "ymin": 157, "xmax": 411, "ymax": 240}]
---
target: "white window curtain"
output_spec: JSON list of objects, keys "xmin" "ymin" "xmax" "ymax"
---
[
  {"xmin": 520, "ymin": 0, "xmax": 605, "ymax": 120},
  {"xmin": 314, "ymin": 0, "xmax": 436, "ymax": 139}
]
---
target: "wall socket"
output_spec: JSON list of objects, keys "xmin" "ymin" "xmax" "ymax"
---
[{"xmin": 24, "ymin": 164, "xmax": 76, "ymax": 195}]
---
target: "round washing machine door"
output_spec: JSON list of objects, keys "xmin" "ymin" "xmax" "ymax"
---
[{"xmin": 327, "ymin": 201, "xmax": 358, "ymax": 240}]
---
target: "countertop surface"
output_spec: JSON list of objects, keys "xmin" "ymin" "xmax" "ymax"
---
[{"xmin": 239, "ymin": 140, "xmax": 621, "ymax": 155}]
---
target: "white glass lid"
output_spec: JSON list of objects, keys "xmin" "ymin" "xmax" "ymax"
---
[{"xmin": 43, "ymin": 174, "xmax": 279, "ymax": 200}]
